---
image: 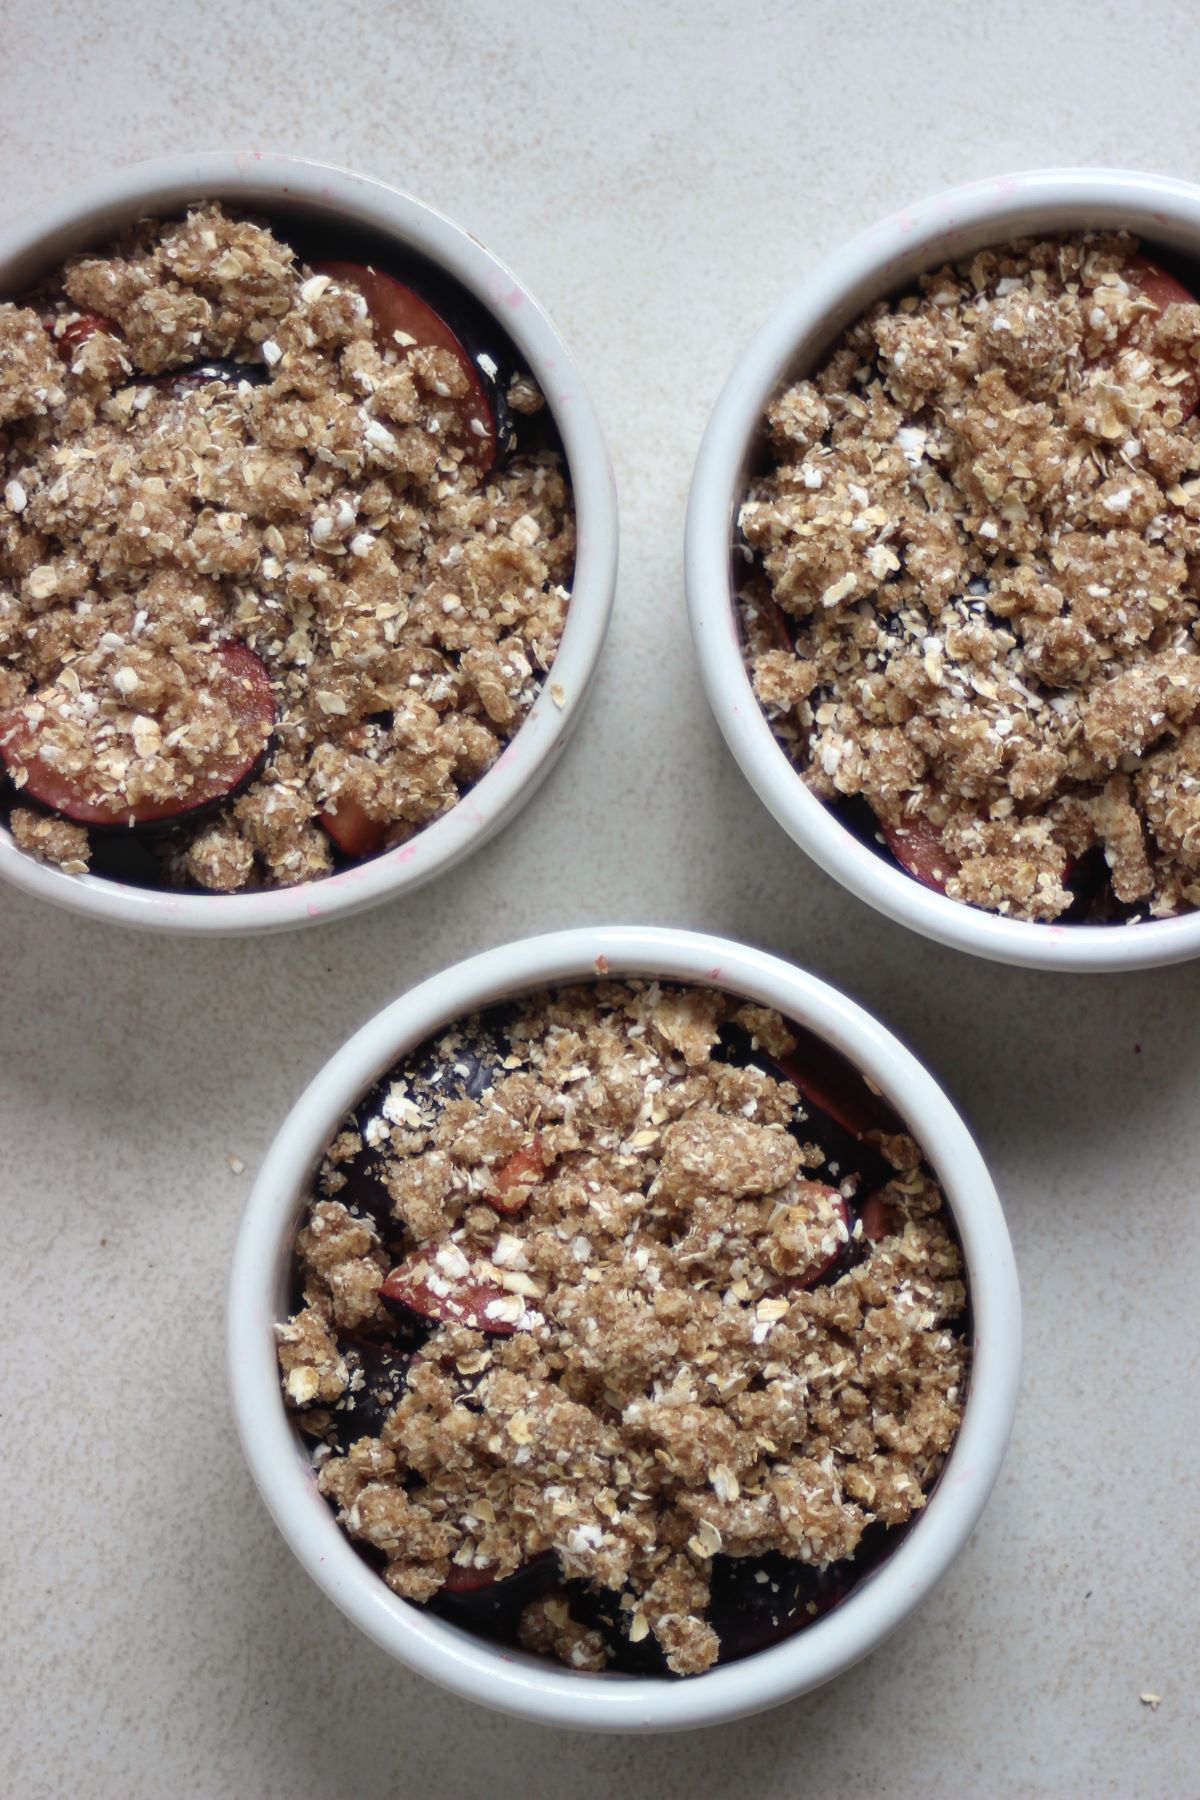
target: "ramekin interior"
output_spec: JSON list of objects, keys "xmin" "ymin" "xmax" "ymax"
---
[
  {"xmin": 226, "ymin": 926, "xmax": 1020, "ymax": 1733},
  {"xmin": 0, "ymin": 152, "xmax": 617, "ymax": 934},
  {"xmin": 685, "ymin": 167, "xmax": 1200, "ymax": 971}
]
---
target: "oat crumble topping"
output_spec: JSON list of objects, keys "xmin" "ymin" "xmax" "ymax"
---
[
  {"xmin": 0, "ymin": 204, "xmax": 573, "ymax": 888},
  {"xmin": 276, "ymin": 982, "xmax": 967, "ymax": 1676},
  {"xmin": 740, "ymin": 233, "xmax": 1200, "ymax": 921}
]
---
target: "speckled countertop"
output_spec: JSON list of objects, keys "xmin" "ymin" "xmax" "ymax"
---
[{"xmin": 2, "ymin": 2, "xmax": 1198, "ymax": 1794}]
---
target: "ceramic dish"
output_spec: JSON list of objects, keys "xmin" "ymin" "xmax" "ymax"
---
[
  {"xmin": 685, "ymin": 167, "xmax": 1200, "ymax": 971},
  {"xmin": 0, "ymin": 152, "xmax": 617, "ymax": 933},
  {"xmin": 227, "ymin": 926, "xmax": 1020, "ymax": 1731}
]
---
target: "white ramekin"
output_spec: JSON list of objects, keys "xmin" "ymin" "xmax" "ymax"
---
[
  {"xmin": 0, "ymin": 152, "xmax": 617, "ymax": 934},
  {"xmin": 686, "ymin": 167, "xmax": 1200, "ymax": 972},
  {"xmin": 227, "ymin": 925, "xmax": 1020, "ymax": 1733}
]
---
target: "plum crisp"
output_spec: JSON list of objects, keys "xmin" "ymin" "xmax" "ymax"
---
[
  {"xmin": 275, "ymin": 982, "xmax": 967, "ymax": 1677},
  {"xmin": 740, "ymin": 233, "xmax": 1200, "ymax": 922},
  {"xmin": 0, "ymin": 205, "xmax": 573, "ymax": 890}
]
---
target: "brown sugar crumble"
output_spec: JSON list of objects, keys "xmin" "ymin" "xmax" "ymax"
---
[
  {"xmin": 740, "ymin": 233, "xmax": 1200, "ymax": 922},
  {"xmin": 0, "ymin": 204, "xmax": 573, "ymax": 889},
  {"xmin": 276, "ymin": 982, "xmax": 967, "ymax": 1677}
]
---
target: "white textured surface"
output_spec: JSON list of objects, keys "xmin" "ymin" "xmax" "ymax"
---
[{"xmin": 2, "ymin": 2, "xmax": 1198, "ymax": 1795}]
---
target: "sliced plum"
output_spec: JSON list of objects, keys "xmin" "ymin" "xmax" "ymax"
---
[
  {"xmin": 315, "ymin": 717, "xmax": 399, "ymax": 860},
  {"xmin": 485, "ymin": 1138, "xmax": 547, "ymax": 1217},
  {"xmin": 1126, "ymin": 254, "xmax": 1196, "ymax": 316},
  {"xmin": 718, "ymin": 1022, "xmax": 892, "ymax": 1193},
  {"xmin": 858, "ymin": 1191, "xmax": 900, "ymax": 1243},
  {"xmin": 41, "ymin": 311, "xmax": 119, "ymax": 357},
  {"xmin": 319, "ymin": 794, "xmax": 392, "ymax": 860},
  {"xmin": 882, "ymin": 812, "xmax": 1106, "ymax": 917},
  {"xmin": 431, "ymin": 1553, "xmax": 558, "ymax": 1635},
  {"xmin": 708, "ymin": 1551, "xmax": 848, "ymax": 1662},
  {"xmin": 774, "ymin": 1023, "xmax": 899, "ymax": 1140},
  {"xmin": 317, "ymin": 260, "xmax": 499, "ymax": 471},
  {"xmin": 0, "ymin": 640, "xmax": 275, "ymax": 830},
  {"xmin": 380, "ymin": 1249, "xmax": 536, "ymax": 1336},
  {"xmin": 881, "ymin": 816, "xmax": 958, "ymax": 895},
  {"xmin": 1118, "ymin": 253, "xmax": 1200, "ymax": 419}
]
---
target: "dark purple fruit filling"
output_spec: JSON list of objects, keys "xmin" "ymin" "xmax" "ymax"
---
[
  {"xmin": 429, "ymin": 1554, "xmax": 559, "ymax": 1635},
  {"xmin": 330, "ymin": 1017, "xmax": 513, "ymax": 1223},
  {"xmin": 707, "ymin": 1547, "xmax": 851, "ymax": 1663},
  {"xmin": 317, "ymin": 1339, "xmax": 417, "ymax": 1455}
]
